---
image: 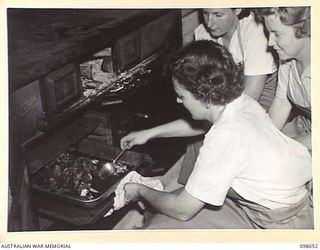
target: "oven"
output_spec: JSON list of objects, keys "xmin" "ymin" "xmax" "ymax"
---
[
  {"xmin": 8, "ymin": 9, "xmax": 188, "ymax": 231},
  {"xmin": 23, "ymin": 117, "xmax": 153, "ymax": 227}
]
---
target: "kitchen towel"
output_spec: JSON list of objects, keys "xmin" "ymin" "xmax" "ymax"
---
[{"xmin": 104, "ymin": 171, "xmax": 164, "ymax": 217}]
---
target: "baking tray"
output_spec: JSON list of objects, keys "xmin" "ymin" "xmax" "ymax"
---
[{"xmin": 31, "ymin": 142, "xmax": 151, "ymax": 209}]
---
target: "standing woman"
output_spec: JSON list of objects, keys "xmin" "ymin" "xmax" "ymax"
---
[
  {"xmin": 255, "ymin": 7, "xmax": 311, "ymax": 151},
  {"xmin": 195, "ymin": 8, "xmax": 278, "ymax": 111}
]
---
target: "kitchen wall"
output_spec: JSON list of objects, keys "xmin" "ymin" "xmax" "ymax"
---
[{"xmin": 181, "ymin": 9, "xmax": 200, "ymax": 45}]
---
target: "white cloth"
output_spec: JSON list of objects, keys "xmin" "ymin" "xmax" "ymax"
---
[
  {"xmin": 275, "ymin": 59, "xmax": 311, "ymax": 137},
  {"xmin": 185, "ymin": 94, "xmax": 312, "ymax": 209},
  {"xmin": 194, "ymin": 14, "xmax": 277, "ymax": 76},
  {"xmin": 276, "ymin": 59, "xmax": 311, "ymax": 108},
  {"xmin": 104, "ymin": 171, "xmax": 164, "ymax": 217}
]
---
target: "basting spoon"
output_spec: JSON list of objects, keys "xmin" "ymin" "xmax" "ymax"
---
[{"xmin": 98, "ymin": 145, "xmax": 128, "ymax": 179}]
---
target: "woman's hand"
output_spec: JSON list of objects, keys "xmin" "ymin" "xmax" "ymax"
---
[
  {"xmin": 120, "ymin": 130, "xmax": 153, "ymax": 149},
  {"xmin": 123, "ymin": 183, "xmax": 141, "ymax": 203}
]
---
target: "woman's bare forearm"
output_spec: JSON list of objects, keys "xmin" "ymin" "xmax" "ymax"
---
[
  {"xmin": 147, "ymin": 119, "xmax": 207, "ymax": 139},
  {"xmin": 136, "ymin": 185, "xmax": 205, "ymax": 221}
]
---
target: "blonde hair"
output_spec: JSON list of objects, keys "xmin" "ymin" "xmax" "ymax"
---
[{"xmin": 254, "ymin": 7, "xmax": 310, "ymax": 38}]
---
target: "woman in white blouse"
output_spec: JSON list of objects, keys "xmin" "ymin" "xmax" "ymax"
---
[{"xmin": 255, "ymin": 7, "xmax": 311, "ymax": 151}]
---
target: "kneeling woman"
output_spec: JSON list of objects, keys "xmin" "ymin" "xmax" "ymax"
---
[{"xmin": 124, "ymin": 40, "xmax": 313, "ymax": 229}]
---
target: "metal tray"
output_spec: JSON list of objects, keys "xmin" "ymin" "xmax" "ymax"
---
[{"xmin": 31, "ymin": 144, "xmax": 149, "ymax": 209}]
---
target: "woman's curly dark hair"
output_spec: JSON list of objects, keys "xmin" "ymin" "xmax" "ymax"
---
[
  {"xmin": 254, "ymin": 7, "xmax": 310, "ymax": 38},
  {"xmin": 168, "ymin": 40, "xmax": 244, "ymax": 106}
]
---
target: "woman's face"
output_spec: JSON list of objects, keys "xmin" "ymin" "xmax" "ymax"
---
[
  {"xmin": 202, "ymin": 8, "xmax": 240, "ymax": 38},
  {"xmin": 264, "ymin": 14, "xmax": 308, "ymax": 60},
  {"xmin": 173, "ymin": 79, "xmax": 208, "ymax": 120}
]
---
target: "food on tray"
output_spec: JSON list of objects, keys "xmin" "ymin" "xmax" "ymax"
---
[
  {"xmin": 32, "ymin": 149, "xmax": 132, "ymax": 201},
  {"xmin": 32, "ymin": 152, "xmax": 105, "ymax": 200}
]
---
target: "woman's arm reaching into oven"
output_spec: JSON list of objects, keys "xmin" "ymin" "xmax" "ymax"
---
[{"xmin": 120, "ymin": 118, "xmax": 207, "ymax": 149}]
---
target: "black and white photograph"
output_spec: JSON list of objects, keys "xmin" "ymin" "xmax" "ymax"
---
[{"xmin": 2, "ymin": 0, "xmax": 319, "ymax": 246}]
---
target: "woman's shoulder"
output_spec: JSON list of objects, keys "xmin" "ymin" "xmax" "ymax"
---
[
  {"xmin": 194, "ymin": 24, "xmax": 213, "ymax": 41},
  {"xmin": 240, "ymin": 13, "xmax": 265, "ymax": 36},
  {"xmin": 194, "ymin": 24, "xmax": 205, "ymax": 32},
  {"xmin": 279, "ymin": 59, "xmax": 296, "ymax": 73}
]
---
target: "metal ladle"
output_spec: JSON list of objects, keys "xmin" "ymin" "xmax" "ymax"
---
[{"xmin": 98, "ymin": 145, "xmax": 128, "ymax": 179}]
